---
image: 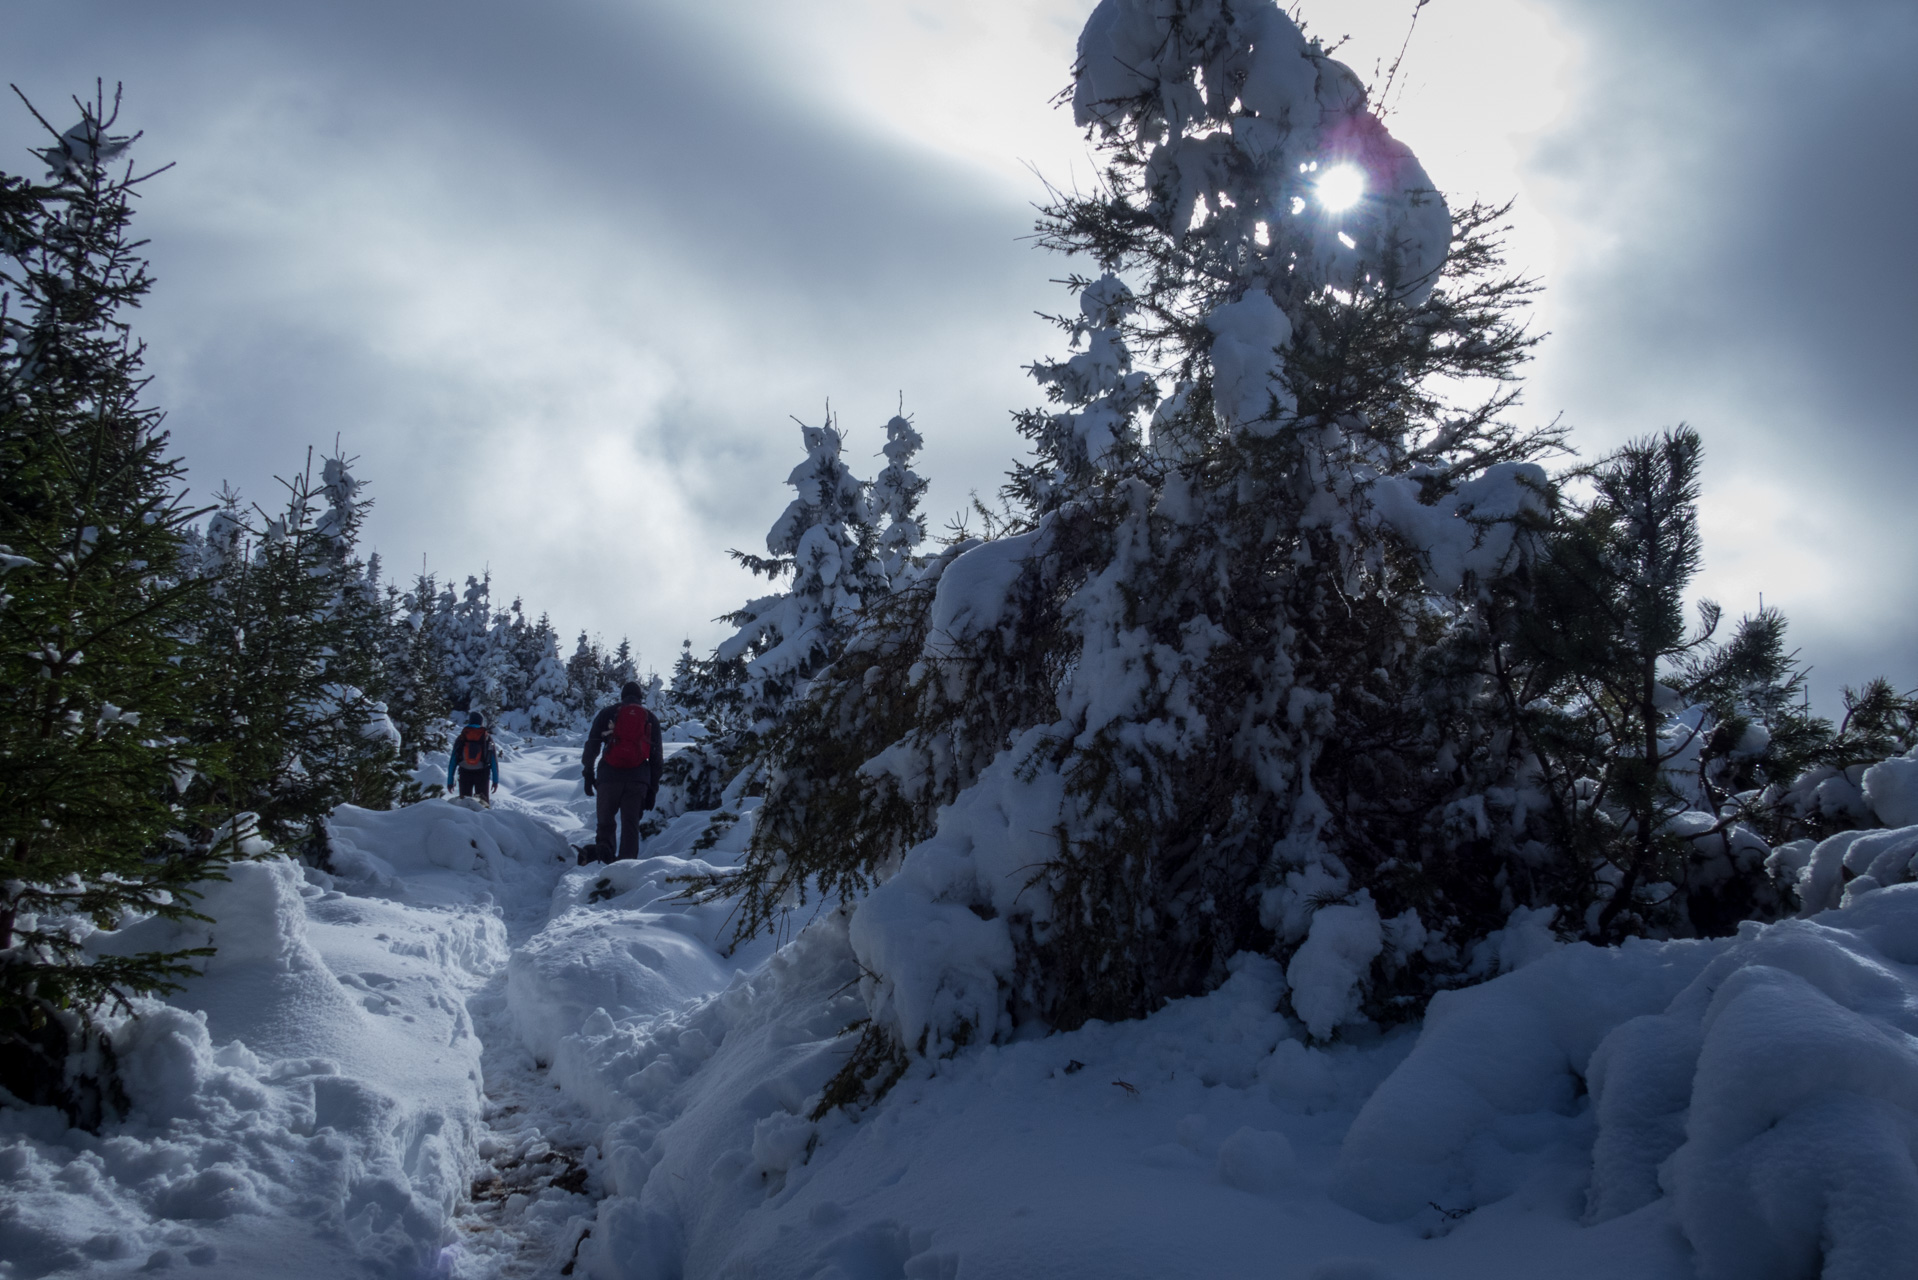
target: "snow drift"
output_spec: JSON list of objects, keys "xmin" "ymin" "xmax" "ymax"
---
[
  {"xmin": 3, "ymin": 802, "xmax": 572, "ymax": 1280},
  {"xmin": 1335, "ymin": 883, "xmax": 1918, "ymax": 1279}
]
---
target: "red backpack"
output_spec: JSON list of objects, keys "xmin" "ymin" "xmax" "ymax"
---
[
  {"xmin": 457, "ymin": 726, "xmax": 490, "ymax": 769},
  {"xmin": 602, "ymin": 704, "xmax": 652, "ymax": 768}
]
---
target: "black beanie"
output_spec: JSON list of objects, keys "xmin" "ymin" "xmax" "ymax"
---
[
  {"xmin": 467, "ymin": 710, "xmax": 484, "ymax": 725},
  {"xmin": 620, "ymin": 681, "xmax": 644, "ymax": 702}
]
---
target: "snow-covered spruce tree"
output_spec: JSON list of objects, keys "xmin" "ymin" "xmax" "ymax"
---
[
  {"xmin": 714, "ymin": 413, "xmax": 883, "ymax": 743},
  {"xmin": 871, "ymin": 411, "xmax": 929, "ymax": 583},
  {"xmin": 384, "ymin": 571, "xmax": 451, "ymax": 767},
  {"xmin": 306, "ymin": 450, "xmax": 408, "ymax": 800},
  {"xmin": 665, "ymin": 416, "xmax": 885, "ymax": 844},
  {"xmin": 648, "ymin": 639, "xmax": 729, "ymax": 820},
  {"xmin": 0, "ymin": 89, "xmax": 236, "ymax": 1125},
  {"xmin": 565, "ymin": 630, "xmax": 612, "ymax": 720},
  {"xmin": 441, "ymin": 572, "xmax": 493, "ymax": 711},
  {"xmin": 609, "ymin": 637, "xmax": 638, "ymax": 690},
  {"xmin": 730, "ymin": 0, "xmax": 1565, "ymax": 1070},
  {"xmin": 476, "ymin": 597, "xmax": 533, "ymax": 724},
  {"xmin": 520, "ymin": 616, "xmax": 573, "ymax": 734}
]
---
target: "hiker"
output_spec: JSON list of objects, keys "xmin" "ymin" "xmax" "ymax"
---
[
  {"xmin": 581, "ymin": 680, "xmax": 664, "ymax": 862},
  {"xmin": 448, "ymin": 710, "xmax": 499, "ymax": 804}
]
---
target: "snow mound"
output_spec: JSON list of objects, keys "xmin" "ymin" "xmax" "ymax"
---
[
  {"xmin": 0, "ymin": 993, "xmax": 453, "ymax": 1278},
  {"xmin": 571, "ymin": 910, "xmax": 870, "ymax": 1278},
  {"xmin": 1284, "ymin": 896, "xmax": 1383, "ymax": 1041},
  {"xmin": 325, "ymin": 798, "xmax": 573, "ymax": 908},
  {"xmin": 566, "ymin": 929, "xmax": 1525, "ymax": 1279},
  {"xmin": 1862, "ymin": 749, "xmax": 1918, "ymax": 827},
  {"xmin": 507, "ymin": 857, "xmax": 740, "ymax": 1066},
  {"xmin": 1792, "ymin": 822, "xmax": 1918, "ymax": 915},
  {"xmin": 1331, "ymin": 937, "xmax": 1712, "ymax": 1222},
  {"xmin": 6, "ymin": 796, "xmax": 586, "ymax": 1279},
  {"xmin": 14, "ymin": 847, "xmax": 521, "ymax": 1278},
  {"xmin": 1336, "ymin": 886, "xmax": 1918, "ymax": 1279}
]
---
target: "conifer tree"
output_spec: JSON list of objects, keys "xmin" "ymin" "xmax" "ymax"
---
[
  {"xmin": 722, "ymin": 0, "xmax": 1560, "ymax": 1057},
  {"xmin": 715, "ymin": 413, "xmax": 881, "ymax": 736},
  {"xmin": 1496, "ymin": 428, "xmax": 1825, "ymax": 938},
  {"xmin": 871, "ymin": 411, "xmax": 929, "ymax": 583},
  {"xmin": 663, "ymin": 639, "xmax": 702, "ymax": 721},
  {"xmin": 522, "ymin": 617, "xmax": 572, "ymax": 734},
  {"xmin": 385, "ymin": 571, "xmax": 450, "ymax": 766},
  {"xmin": 0, "ymin": 88, "xmax": 237, "ymax": 1124},
  {"xmin": 444, "ymin": 573, "xmax": 492, "ymax": 710},
  {"xmin": 472, "ymin": 598, "xmax": 523, "ymax": 725},
  {"xmin": 181, "ymin": 453, "xmax": 404, "ymax": 849},
  {"xmin": 565, "ymin": 630, "xmax": 609, "ymax": 718}
]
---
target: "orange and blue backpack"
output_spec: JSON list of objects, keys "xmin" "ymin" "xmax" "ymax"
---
[{"xmin": 456, "ymin": 725, "xmax": 491, "ymax": 770}]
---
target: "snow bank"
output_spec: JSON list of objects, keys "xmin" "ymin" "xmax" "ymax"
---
[
  {"xmin": 1, "ymin": 990, "xmax": 459, "ymax": 1278},
  {"xmin": 1332, "ymin": 938, "xmax": 1712, "ymax": 1222},
  {"xmin": 1337, "ymin": 886, "xmax": 1918, "ymax": 1279},
  {"xmin": 7, "ymin": 800, "xmax": 573, "ymax": 1279},
  {"xmin": 570, "ymin": 910, "xmax": 871, "ymax": 1279},
  {"xmin": 557, "ymin": 910, "xmax": 1682, "ymax": 1279}
]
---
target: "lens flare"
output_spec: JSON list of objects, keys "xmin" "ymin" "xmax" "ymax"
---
[{"xmin": 1315, "ymin": 164, "xmax": 1365, "ymax": 213}]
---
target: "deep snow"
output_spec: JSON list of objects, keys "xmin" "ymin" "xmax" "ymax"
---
[{"xmin": 6, "ymin": 733, "xmax": 1918, "ymax": 1279}]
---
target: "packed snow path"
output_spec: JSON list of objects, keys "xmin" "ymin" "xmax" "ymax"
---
[{"xmin": 8, "ymin": 730, "xmax": 1918, "ymax": 1277}]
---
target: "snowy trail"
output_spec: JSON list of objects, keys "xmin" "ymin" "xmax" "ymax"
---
[
  {"xmin": 442, "ymin": 737, "xmax": 766, "ymax": 1280},
  {"xmin": 442, "ymin": 743, "xmax": 600, "ymax": 1279}
]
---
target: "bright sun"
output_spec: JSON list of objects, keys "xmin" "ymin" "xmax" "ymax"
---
[{"xmin": 1315, "ymin": 164, "xmax": 1365, "ymax": 213}]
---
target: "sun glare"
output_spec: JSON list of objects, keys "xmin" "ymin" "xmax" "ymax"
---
[{"xmin": 1315, "ymin": 164, "xmax": 1365, "ymax": 213}]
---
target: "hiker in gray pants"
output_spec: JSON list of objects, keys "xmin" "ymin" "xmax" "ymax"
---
[{"xmin": 581, "ymin": 681, "xmax": 664, "ymax": 861}]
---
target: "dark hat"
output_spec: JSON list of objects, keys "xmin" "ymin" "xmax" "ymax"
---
[
  {"xmin": 620, "ymin": 680, "xmax": 644, "ymax": 702},
  {"xmin": 466, "ymin": 710, "xmax": 485, "ymax": 725}
]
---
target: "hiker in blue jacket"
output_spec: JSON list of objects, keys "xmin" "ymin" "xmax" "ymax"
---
[
  {"xmin": 448, "ymin": 710, "xmax": 499, "ymax": 803},
  {"xmin": 582, "ymin": 681, "xmax": 664, "ymax": 862}
]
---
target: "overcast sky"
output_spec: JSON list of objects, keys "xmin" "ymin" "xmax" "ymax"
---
[{"xmin": 6, "ymin": 0, "xmax": 1914, "ymax": 712}]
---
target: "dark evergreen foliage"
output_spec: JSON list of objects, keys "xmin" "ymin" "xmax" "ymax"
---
[
  {"xmin": 385, "ymin": 571, "xmax": 452, "ymax": 767},
  {"xmin": 178, "ymin": 456, "xmax": 409, "ymax": 852},
  {"xmin": 0, "ymin": 87, "xmax": 234, "ymax": 1126}
]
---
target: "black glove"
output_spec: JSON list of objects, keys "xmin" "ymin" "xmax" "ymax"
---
[{"xmin": 582, "ymin": 770, "xmax": 595, "ymax": 798}]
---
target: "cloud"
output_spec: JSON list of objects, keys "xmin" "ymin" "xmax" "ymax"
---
[
  {"xmin": 3, "ymin": 0, "xmax": 1073, "ymax": 666},
  {"xmin": 1522, "ymin": 0, "xmax": 1918, "ymax": 704},
  {"xmin": 9, "ymin": 0, "xmax": 1911, "ymax": 709}
]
